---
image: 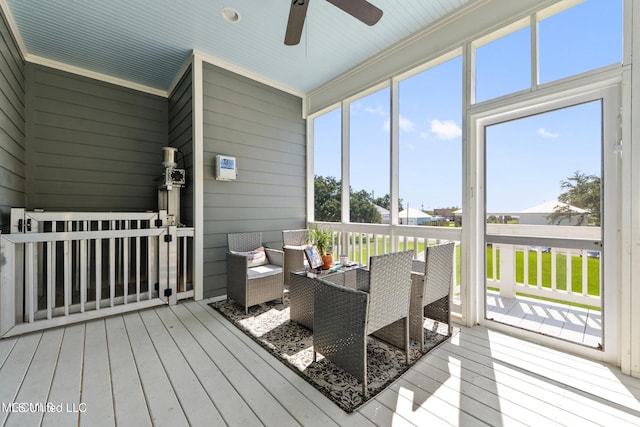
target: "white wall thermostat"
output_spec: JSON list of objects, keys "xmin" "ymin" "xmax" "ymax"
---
[{"xmin": 215, "ymin": 154, "xmax": 237, "ymax": 181}]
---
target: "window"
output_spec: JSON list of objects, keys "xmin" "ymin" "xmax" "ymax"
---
[
  {"xmin": 313, "ymin": 107, "xmax": 342, "ymax": 222},
  {"xmin": 349, "ymin": 87, "xmax": 390, "ymax": 223},
  {"xmin": 538, "ymin": 0, "xmax": 623, "ymax": 84},
  {"xmin": 475, "ymin": 23, "xmax": 531, "ymax": 103},
  {"xmin": 398, "ymin": 56, "xmax": 463, "ymax": 226}
]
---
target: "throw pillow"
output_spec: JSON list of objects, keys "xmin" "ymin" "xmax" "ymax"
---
[{"xmin": 231, "ymin": 247, "xmax": 268, "ymax": 267}]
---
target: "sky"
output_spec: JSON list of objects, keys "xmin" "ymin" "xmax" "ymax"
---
[{"xmin": 313, "ymin": 0, "xmax": 622, "ymax": 215}]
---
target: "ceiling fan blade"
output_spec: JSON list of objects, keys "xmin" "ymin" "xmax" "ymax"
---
[
  {"xmin": 284, "ymin": 0, "xmax": 310, "ymax": 46},
  {"xmin": 326, "ymin": 0, "xmax": 383, "ymax": 26}
]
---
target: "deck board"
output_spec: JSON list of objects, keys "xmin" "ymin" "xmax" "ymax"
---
[
  {"xmin": 136, "ymin": 309, "xmax": 224, "ymax": 426},
  {"xmin": 79, "ymin": 320, "xmax": 115, "ymax": 427},
  {"xmin": 41, "ymin": 323, "xmax": 85, "ymax": 427},
  {"xmin": 195, "ymin": 301, "xmax": 348, "ymax": 427},
  {"xmin": 121, "ymin": 311, "xmax": 190, "ymax": 427},
  {"xmin": 188, "ymin": 302, "xmax": 371, "ymax": 426},
  {"xmin": 184, "ymin": 302, "xmax": 304, "ymax": 426},
  {"xmin": 104, "ymin": 315, "xmax": 152, "ymax": 427},
  {"xmin": 1, "ymin": 299, "xmax": 640, "ymax": 426},
  {"xmin": 6, "ymin": 328, "xmax": 63, "ymax": 427},
  {"xmin": 435, "ymin": 332, "xmax": 629, "ymax": 426},
  {"xmin": 486, "ymin": 292, "xmax": 602, "ymax": 346},
  {"xmin": 0, "ymin": 333, "xmax": 40, "ymax": 426},
  {"xmin": 156, "ymin": 305, "xmax": 263, "ymax": 426}
]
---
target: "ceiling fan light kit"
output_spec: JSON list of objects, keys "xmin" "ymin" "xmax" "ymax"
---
[
  {"xmin": 221, "ymin": 7, "xmax": 241, "ymax": 24},
  {"xmin": 284, "ymin": 0, "xmax": 383, "ymax": 46}
]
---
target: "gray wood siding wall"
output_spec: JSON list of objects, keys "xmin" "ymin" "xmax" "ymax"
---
[
  {"xmin": 25, "ymin": 64, "xmax": 168, "ymax": 212},
  {"xmin": 0, "ymin": 10, "xmax": 25, "ymax": 233},
  {"xmin": 168, "ymin": 65, "xmax": 193, "ymax": 226},
  {"xmin": 202, "ymin": 63, "xmax": 306, "ymax": 298}
]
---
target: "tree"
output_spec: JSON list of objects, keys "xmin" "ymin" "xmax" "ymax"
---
[
  {"xmin": 314, "ymin": 175, "xmax": 341, "ymax": 222},
  {"xmin": 548, "ymin": 171, "xmax": 600, "ymax": 226},
  {"xmin": 350, "ymin": 189, "xmax": 382, "ymax": 223},
  {"xmin": 314, "ymin": 175, "xmax": 382, "ymax": 223},
  {"xmin": 372, "ymin": 194, "xmax": 403, "ymax": 211}
]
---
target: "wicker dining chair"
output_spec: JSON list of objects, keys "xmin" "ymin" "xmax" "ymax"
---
[
  {"xmin": 410, "ymin": 241, "xmax": 455, "ymax": 351},
  {"xmin": 282, "ymin": 229, "xmax": 309, "ymax": 287},
  {"xmin": 227, "ymin": 232, "xmax": 284, "ymax": 314},
  {"xmin": 312, "ymin": 251, "xmax": 413, "ymax": 398}
]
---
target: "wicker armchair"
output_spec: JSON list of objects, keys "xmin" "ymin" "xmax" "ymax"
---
[
  {"xmin": 312, "ymin": 251, "xmax": 413, "ymax": 398},
  {"xmin": 410, "ymin": 242, "xmax": 455, "ymax": 351},
  {"xmin": 282, "ymin": 229, "xmax": 309, "ymax": 287},
  {"xmin": 227, "ymin": 232, "xmax": 284, "ymax": 314}
]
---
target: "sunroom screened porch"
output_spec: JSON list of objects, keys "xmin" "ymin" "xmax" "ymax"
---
[{"xmin": 1, "ymin": 0, "xmax": 640, "ymax": 425}]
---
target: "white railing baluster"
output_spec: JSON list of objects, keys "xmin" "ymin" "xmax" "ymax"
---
[
  {"xmin": 582, "ymin": 251, "xmax": 588, "ymax": 296},
  {"xmin": 123, "ymin": 222, "xmax": 129, "ymax": 304},
  {"xmin": 136, "ymin": 233, "xmax": 141, "ymax": 302},
  {"xmin": 96, "ymin": 221, "xmax": 102, "ymax": 310},
  {"xmin": 492, "ymin": 245, "xmax": 498, "ymax": 281},
  {"xmin": 51, "ymin": 221, "xmax": 57, "ymax": 313},
  {"xmin": 181, "ymin": 235, "xmax": 187, "ymax": 291},
  {"xmin": 80, "ymin": 239, "xmax": 87, "ymax": 312},
  {"xmin": 566, "ymin": 249, "xmax": 572, "ymax": 294},
  {"xmin": 26, "ymin": 242, "xmax": 35, "ymax": 323},
  {"xmin": 523, "ymin": 247, "xmax": 529, "ymax": 286},
  {"xmin": 536, "ymin": 248, "xmax": 542, "ymax": 290},
  {"xmin": 64, "ymin": 240, "xmax": 71, "ymax": 316},
  {"xmin": 46, "ymin": 241, "xmax": 53, "ymax": 320},
  {"xmin": 551, "ymin": 248, "xmax": 557, "ymax": 292},
  {"xmin": 109, "ymin": 226, "xmax": 115, "ymax": 307},
  {"xmin": 85, "ymin": 220, "xmax": 91, "ymax": 305}
]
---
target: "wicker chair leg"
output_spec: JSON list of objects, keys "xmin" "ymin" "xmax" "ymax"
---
[{"xmin": 404, "ymin": 317, "xmax": 410, "ymax": 364}]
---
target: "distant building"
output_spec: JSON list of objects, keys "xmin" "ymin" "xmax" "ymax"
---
[
  {"xmin": 433, "ymin": 208, "xmax": 456, "ymax": 221},
  {"xmin": 399, "ymin": 207, "xmax": 432, "ymax": 225},
  {"xmin": 374, "ymin": 205, "xmax": 390, "ymax": 224},
  {"xmin": 519, "ymin": 200, "xmax": 588, "ymax": 226}
]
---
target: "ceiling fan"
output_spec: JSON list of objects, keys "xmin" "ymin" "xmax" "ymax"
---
[{"xmin": 285, "ymin": 0, "xmax": 383, "ymax": 46}]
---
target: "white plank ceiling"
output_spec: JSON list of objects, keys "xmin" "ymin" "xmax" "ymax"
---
[{"xmin": 3, "ymin": 0, "xmax": 474, "ymax": 94}]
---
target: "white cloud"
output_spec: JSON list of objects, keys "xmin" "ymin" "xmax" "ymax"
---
[
  {"xmin": 383, "ymin": 115, "xmax": 416, "ymax": 132},
  {"xmin": 538, "ymin": 128, "xmax": 560, "ymax": 138},
  {"xmin": 429, "ymin": 119, "xmax": 462, "ymax": 140},
  {"xmin": 399, "ymin": 115, "xmax": 416, "ymax": 132},
  {"xmin": 365, "ymin": 105, "xmax": 387, "ymax": 116}
]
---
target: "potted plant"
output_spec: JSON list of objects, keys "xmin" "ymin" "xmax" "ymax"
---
[{"xmin": 309, "ymin": 225, "xmax": 334, "ymax": 269}]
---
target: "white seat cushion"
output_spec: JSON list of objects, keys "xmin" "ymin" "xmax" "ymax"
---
[
  {"xmin": 247, "ymin": 264, "xmax": 283, "ymax": 280},
  {"xmin": 283, "ymin": 245, "xmax": 308, "ymax": 251}
]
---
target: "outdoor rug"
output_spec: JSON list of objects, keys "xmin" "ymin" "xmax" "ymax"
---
[{"xmin": 209, "ymin": 294, "xmax": 452, "ymax": 413}]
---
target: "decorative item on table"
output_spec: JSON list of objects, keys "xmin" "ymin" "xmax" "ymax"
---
[
  {"xmin": 304, "ymin": 245, "xmax": 324, "ymax": 271},
  {"xmin": 309, "ymin": 225, "xmax": 333, "ymax": 269},
  {"xmin": 339, "ymin": 254, "xmax": 348, "ymax": 264}
]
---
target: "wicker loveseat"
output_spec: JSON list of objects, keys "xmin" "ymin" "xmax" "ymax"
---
[
  {"xmin": 312, "ymin": 251, "xmax": 413, "ymax": 398},
  {"xmin": 226, "ymin": 232, "xmax": 284, "ymax": 314},
  {"xmin": 410, "ymin": 241, "xmax": 455, "ymax": 351}
]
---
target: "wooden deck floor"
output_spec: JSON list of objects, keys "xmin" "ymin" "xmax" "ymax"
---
[
  {"xmin": 486, "ymin": 292, "xmax": 602, "ymax": 348},
  {"xmin": 1, "ymin": 299, "xmax": 639, "ymax": 427}
]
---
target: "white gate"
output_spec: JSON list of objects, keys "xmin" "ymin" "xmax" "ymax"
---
[{"xmin": 0, "ymin": 209, "xmax": 193, "ymax": 338}]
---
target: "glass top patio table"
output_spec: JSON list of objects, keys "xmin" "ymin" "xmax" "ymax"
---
[{"xmin": 289, "ymin": 264, "xmax": 364, "ymax": 330}]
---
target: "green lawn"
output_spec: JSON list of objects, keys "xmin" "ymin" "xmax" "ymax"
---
[
  {"xmin": 486, "ymin": 245, "xmax": 600, "ymax": 296},
  {"xmin": 343, "ymin": 237, "xmax": 600, "ymax": 300}
]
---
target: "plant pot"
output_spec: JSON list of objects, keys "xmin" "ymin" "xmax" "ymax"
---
[{"xmin": 321, "ymin": 254, "xmax": 333, "ymax": 270}]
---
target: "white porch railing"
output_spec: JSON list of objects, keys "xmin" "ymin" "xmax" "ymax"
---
[
  {"xmin": 0, "ymin": 209, "xmax": 193, "ymax": 338},
  {"xmin": 486, "ymin": 223, "xmax": 601, "ymax": 308},
  {"xmin": 309, "ymin": 221, "xmax": 602, "ymax": 318},
  {"xmin": 309, "ymin": 221, "xmax": 463, "ymax": 312}
]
